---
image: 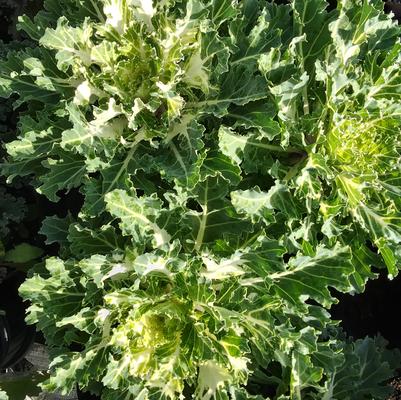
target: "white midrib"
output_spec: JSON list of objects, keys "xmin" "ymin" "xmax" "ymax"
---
[
  {"xmin": 194, "ymin": 203, "xmax": 208, "ymax": 252},
  {"xmin": 194, "ymin": 181, "xmax": 209, "ymax": 252}
]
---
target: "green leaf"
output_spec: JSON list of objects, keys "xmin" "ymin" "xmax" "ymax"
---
[
  {"xmin": 105, "ymin": 189, "xmax": 171, "ymax": 248},
  {"xmin": 4, "ymin": 243, "xmax": 44, "ymax": 264},
  {"xmin": 39, "ymin": 213, "xmax": 75, "ymax": 249},
  {"xmin": 156, "ymin": 116, "xmax": 205, "ymax": 188},
  {"xmin": 68, "ymin": 223, "xmax": 125, "ymax": 258},
  {"xmin": 231, "ymin": 188, "xmax": 274, "ymax": 225},
  {"xmin": 39, "ymin": 16, "xmax": 93, "ymax": 71},
  {"xmin": 0, "ymin": 50, "xmax": 61, "ymax": 107},
  {"xmin": 240, "ymin": 239, "xmax": 353, "ymax": 309},
  {"xmin": 81, "ymin": 149, "xmax": 138, "ymax": 217},
  {"xmin": 229, "ymin": 101, "xmax": 281, "ymax": 140},
  {"xmin": 326, "ymin": 336, "xmax": 401, "ymax": 400},
  {"xmin": 292, "ymin": 0, "xmax": 334, "ymax": 75},
  {"xmin": 270, "ymin": 72, "xmax": 309, "ymax": 122},
  {"xmin": 38, "ymin": 150, "xmax": 86, "ymax": 202}
]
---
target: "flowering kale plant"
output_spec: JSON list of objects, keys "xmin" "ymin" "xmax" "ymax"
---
[{"xmin": 1, "ymin": 0, "xmax": 401, "ymax": 398}]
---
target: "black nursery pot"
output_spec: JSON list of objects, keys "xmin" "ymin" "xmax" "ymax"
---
[
  {"xmin": 0, "ymin": 270, "xmax": 36, "ymax": 369},
  {"xmin": 76, "ymin": 386, "xmax": 101, "ymax": 400}
]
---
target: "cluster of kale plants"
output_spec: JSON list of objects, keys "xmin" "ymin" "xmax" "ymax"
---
[
  {"xmin": 1, "ymin": 0, "xmax": 401, "ymax": 399},
  {"xmin": 0, "ymin": 0, "xmax": 46, "ymax": 273}
]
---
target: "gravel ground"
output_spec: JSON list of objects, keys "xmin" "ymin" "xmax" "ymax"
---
[{"xmin": 389, "ymin": 376, "xmax": 401, "ymax": 400}]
